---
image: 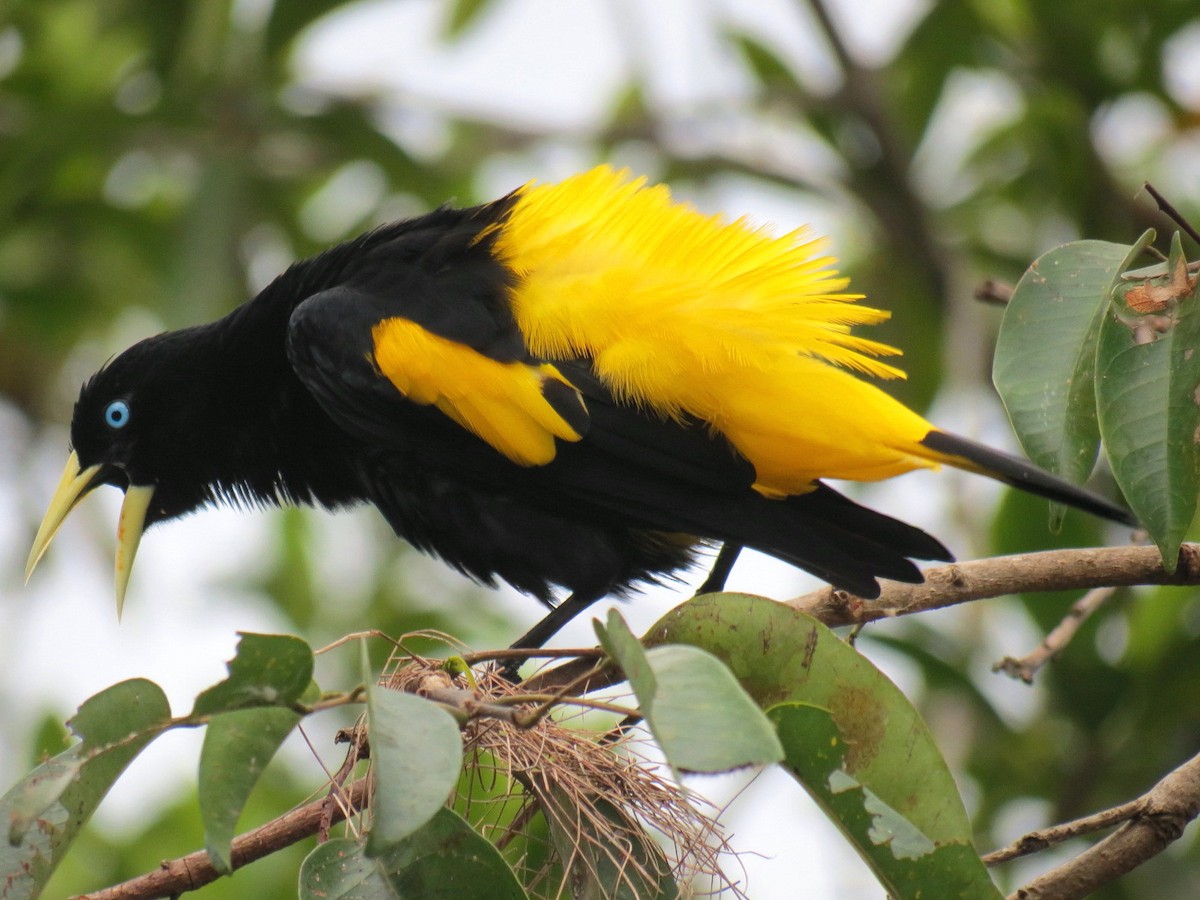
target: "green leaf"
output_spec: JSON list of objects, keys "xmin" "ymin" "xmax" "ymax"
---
[
  {"xmin": 199, "ymin": 681, "xmax": 320, "ymax": 874},
  {"xmin": 1096, "ymin": 231, "xmax": 1200, "ymax": 568},
  {"xmin": 365, "ymin": 687, "xmax": 464, "ymax": 855},
  {"xmin": 770, "ymin": 705, "xmax": 1002, "ymax": 898},
  {"xmin": 4, "ymin": 756, "xmax": 84, "ymax": 847},
  {"xmin": 994, "ymin": 234, "xmax": 1154, "ymax": 492},
  {"xmin": 191, "ymin": 633, "xmax": 314, "ymax": 716},
  {"xmin": 597, "ymin": 610, "xmax": 783, "ymax": 774},
  {"xmin": 443, "ymin": 0, "xmax": 491, "ymax": 39},
  {"xmin": 1, "ymin": 679, "xmax": 170, "ymax": 898},
  {"xmin": 647, "ymin": 594, "xmax": 999, "ymax": 898},
  {"xmin": 643, "ymin": 645, "xmax": 783, "ymax": 773},
  {"xmin": 595, "ymin": 609, "xmax": 656, "ymax": 703},
  {"xmin": 299, "ymin": 811, "xmax": 526, "ymax": 900},
  {"xmin": 727, "ymin": 32, "xmax": 797, "ymax": 89}
]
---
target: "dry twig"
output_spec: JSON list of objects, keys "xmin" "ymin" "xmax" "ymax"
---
[
  {"xmin": 984, "ymin": 800, "xmax": 1141, "ymax": 867},
  {"xmin": 993, "ymin": 584, "xmax": 1119, "ymax": 683}
]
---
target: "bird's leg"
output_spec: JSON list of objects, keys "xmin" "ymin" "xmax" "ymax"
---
[
  {"xmin": 501, "ymin": 589, "xmax": 606, "ymax": 681},
  {"xmin": 695, "ymin": 543, "xmax": 742, "ymax": 595},
  {"xmin": 511, "ymin": 590, "xmax": 605, "ymax": 650},
  {"xmin": 503, "ymin": 543, "xmax": 742, "ymax": 680}
]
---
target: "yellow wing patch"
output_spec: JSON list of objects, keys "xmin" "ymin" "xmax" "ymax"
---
[
  {"xmin": 491, "ymin": 166, "xmax": 941, "ymax": 494},
  {"xmin": 371, "ymin": 318, "xmax": 587, "ymax": 466}
]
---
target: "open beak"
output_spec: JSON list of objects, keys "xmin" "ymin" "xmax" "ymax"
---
[{"xmin": 26, "ymin": 451, "xmax": 155, "ymax": 619}]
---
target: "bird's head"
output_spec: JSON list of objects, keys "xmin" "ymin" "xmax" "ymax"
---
[{"xmin": 26, "ymin": 331, "xmax": 220, "ymax": 616}]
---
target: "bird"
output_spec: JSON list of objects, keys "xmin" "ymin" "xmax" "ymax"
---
[{"xmin": 25, "ymin": 166, "xmax": 1134, "ymax": 648}]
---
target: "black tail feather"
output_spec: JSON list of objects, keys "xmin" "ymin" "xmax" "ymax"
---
[
  {"xmin": 920, "ymin": 430, "xmax": 1136, "ymax": 527},
  {"xmin": 725, "ymin": 483, "xmax": 954, "ymax": 599}
]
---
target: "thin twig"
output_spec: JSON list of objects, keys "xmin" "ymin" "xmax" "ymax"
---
[
  {"xmin": 803, "ymin": 0, "xmax": 952, "ymax": 306},
  {"xmin": 74, "ymin": 777, "xmax": 370, "ymax": 900},
  {"xmin": 993, "ymin": 584, "xmax": 1119, "ymax": 683},
  {"xmin": 984, "ymin": 799, "xmax": 1142, "ymax": 866},
  {"xmin": 1007, "ymin": 749, "xmax": 1200, "ymax": 899},
  {"xmin": 1143, "ymin": 182, "xmax": 1200, "ymax": 248},
  {"xmin": 318, "ymin": 721, "xmax": 369, "ymax": 842}
]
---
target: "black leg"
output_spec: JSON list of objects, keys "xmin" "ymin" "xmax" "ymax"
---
[
  {"xmin": 502, "ymin": 590, "xmax": 606, "ymax": 681},
  {"xmin": 695, "ymin": 543, "xmax": 742, "ymax": 595}
]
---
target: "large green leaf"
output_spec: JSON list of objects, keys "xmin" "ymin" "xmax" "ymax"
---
[
  {"xmin": 1, "ymin": 679, "xmax": 171, "ymax": 899},
  {"xmin": 1096, "ymin": 232, "xmax": 1200, "ymax": 568},
  {"xmin": 646, "ymin": 594, "xmax": 1000, "ymax": 899},
  {"xmin": 365, "ymin": 685, "xmax": 464, "ymax": 855},
  {"xmin": 994, "ymin": 234, "xmax": 1153, "ymax": 487},
  {"xmin": 771, "ymin": 704, "xmax": 1000, "ymax": 897},
  {"xmin": 596, "ymin": 610, "xmax": 783, "ymax": 775},
  {"xmin": 298, "ymin": 811, "xmax": 526, "ymax": 900},
  {"xmin": 199, "ymin": 682, "xmax": 320, "ymax": 874}
]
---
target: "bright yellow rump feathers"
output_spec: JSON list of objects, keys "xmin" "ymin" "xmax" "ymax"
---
[{"xmin": 495, "ymin": 166, "xmax": 941, "ymax": 494}]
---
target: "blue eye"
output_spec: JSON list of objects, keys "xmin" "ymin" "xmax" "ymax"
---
[{"xmin": 104, "ymin": 400, "xmax": 130, "ymax": 429}]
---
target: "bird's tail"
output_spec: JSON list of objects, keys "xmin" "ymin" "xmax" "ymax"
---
[{"xmin": 918, "ymin": 430, "xmax": 1136, "ymax": 527}]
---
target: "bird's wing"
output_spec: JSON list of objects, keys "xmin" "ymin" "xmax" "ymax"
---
[
  {"xmin": 285, "ymin": 281, "xmax": 755, "ymax": 492},
  {"xmin": 282, "ymin": 202, "xmax": 592, "ymax": 470}
]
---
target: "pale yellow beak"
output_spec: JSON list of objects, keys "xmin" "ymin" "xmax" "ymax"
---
[{"xmin": 26, "ymin": 451, "xmax": 156, "ymax": 618}]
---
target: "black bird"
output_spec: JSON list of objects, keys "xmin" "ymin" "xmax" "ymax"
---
[{"xmin": 26, "ymin": 167, "xmax": 1134, "ymax": 646}]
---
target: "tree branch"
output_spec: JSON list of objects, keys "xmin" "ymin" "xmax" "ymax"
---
[
  {"xmin": 803, "ymin": 0, "xmax": 952, "ymax": 306},
  {"xmin": 787, "ymin": 544, "xmax": 1200, "ymax": 627},
  {"xmin": 74, "ymin": 777, "xmax": 370, "ymax": 900},
  {"xmin": 1006, "ymin": 749, "xmax": 1200, "ymax": 899},
  {"xmin": 524, "ymin": 544, "xmax": 1196, "ymax": 694}
]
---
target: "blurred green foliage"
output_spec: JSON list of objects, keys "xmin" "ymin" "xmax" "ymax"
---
[{"xmin": 4, "ymin": 0, "xmax": 1200, "ymax": 897}]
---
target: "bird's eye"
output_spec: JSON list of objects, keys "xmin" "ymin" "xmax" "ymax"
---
[{"xmin": 104, "ymin": 400, "xmax": 131, "ymax": 429}]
